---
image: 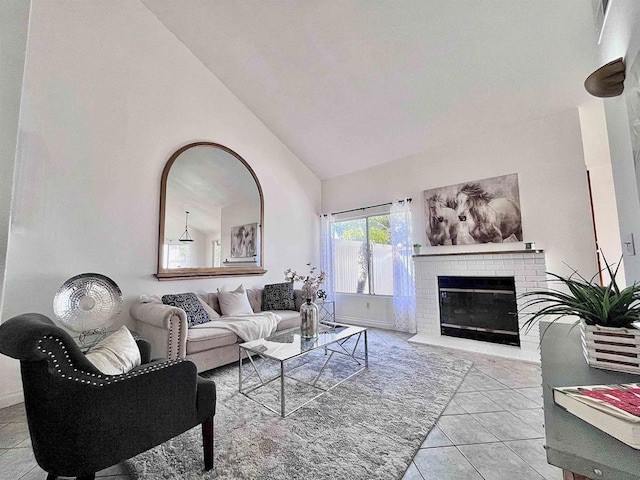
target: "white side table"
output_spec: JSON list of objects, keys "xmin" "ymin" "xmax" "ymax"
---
[{"xmin": 317, "ymin": 301, "xmax": 335, "ymax": 323}]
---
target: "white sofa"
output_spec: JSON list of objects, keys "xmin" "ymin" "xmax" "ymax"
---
[{"xmin": 130, "ymin": 288, "xmax": 303, "ymax": 372}]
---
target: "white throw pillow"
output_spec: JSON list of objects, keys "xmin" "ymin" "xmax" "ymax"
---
[
  {"xmin": 218, "ymin": 284, "xmax": 254, "ymax": 316},
  {"xmin": 85, "ymin": 325, "xmax": 141, "ymax": 375}
]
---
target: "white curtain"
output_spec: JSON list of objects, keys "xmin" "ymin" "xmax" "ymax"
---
[
  {"xmin": 391, "ymin": 199, "xmax": 416, "ymax": 333},
  {"xmin": 320, "ymin": 213, "xmax": 335, "ymax": 301}
]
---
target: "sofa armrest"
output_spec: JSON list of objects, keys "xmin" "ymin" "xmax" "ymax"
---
[{"xmin": 130, "ymin": 301, "xmax": 187, "ymax": 360}]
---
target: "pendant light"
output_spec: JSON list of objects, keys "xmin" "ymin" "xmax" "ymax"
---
[{"xmin": 179, "ymin": 211, "xmax": 194, "ymax": 243}]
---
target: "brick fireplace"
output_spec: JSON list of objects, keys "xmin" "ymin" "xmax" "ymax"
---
[{"xmin": 411, "ymin": 250, "xmax": 547, "ymax": 361}]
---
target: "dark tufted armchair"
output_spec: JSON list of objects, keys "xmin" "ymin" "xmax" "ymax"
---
[{"xmin": 0, "ymin": 313, "xmax": 216, "ymax": 480}]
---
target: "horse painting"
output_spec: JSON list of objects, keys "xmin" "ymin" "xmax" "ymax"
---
[
  {"xmin": 426, "ymin": 194, "xmax": 459, "ymax": 246},
  {"xmin": 455, "ymin": 183, "xmax": 522, "ymax": 243}
]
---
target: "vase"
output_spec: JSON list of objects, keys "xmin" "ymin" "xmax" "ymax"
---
[
  {"xmin": 580, "ymin": 320, "xmax": 640, "ymax": 374},
  {"xmin": 300, "ymin": 298, "xmax": 319, "ymax": 339}
]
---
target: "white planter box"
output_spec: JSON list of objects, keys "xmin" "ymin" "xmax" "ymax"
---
[{"xmin": 581, "ymin": 322, "xmax": 640, "ymax": 375}]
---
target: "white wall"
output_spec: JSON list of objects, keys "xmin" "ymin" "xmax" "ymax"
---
[
  {"xmin": 323, "ymin": 109, "xmax": 598, "ymax": 327},
  {"xmin": 0, "ymin": 0, "xmax": 320, "ymax": 407},
  {"xmin": 578, "ymin": 101, "xmax": 624, "ymax": 284},
  {"xmin": 188, "ymin": 228, "xmax": 208, "ymax": 267},
  {"xmin": 0, "ymin": 0, "xmax": 30, "ymax": 312},
  {"xmin": 0, "ymin": 0, "xmax": 31, "ymax": 409},
  {"xmin": 597, "ymin": 0, "xmax": 640, "ymax": 283}
]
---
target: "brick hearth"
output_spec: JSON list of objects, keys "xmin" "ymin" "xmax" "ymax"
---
[{"xmin": 411, "ymin": 251, "xmax": 547, "ymax": 361}]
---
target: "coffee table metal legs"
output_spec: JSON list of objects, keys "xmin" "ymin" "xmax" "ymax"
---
[
  {"xmin": 364, "ymin": 330, "xmax": 369, "ymax": 367},
  {"xmin": 280, "ymin": 361, "xmax": 285, "ymax": 417},
  {"xmin": 239, "ymin": 331, "xmax": 369, "ymax": 417}
]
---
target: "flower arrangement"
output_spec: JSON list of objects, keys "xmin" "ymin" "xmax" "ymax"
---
[{"xmin": 284, "ymin": 263, "xmax": 326, "ymax": 300}]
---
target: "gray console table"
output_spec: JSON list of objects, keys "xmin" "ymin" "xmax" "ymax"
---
[{"xmin": 541, "ymin": 321, "xmax": 640, "ymax": 480}]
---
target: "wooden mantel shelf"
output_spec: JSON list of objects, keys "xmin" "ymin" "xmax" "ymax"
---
[{"xmin": 413, "ymin": 249, "xmax": 544, "ymax": 258}]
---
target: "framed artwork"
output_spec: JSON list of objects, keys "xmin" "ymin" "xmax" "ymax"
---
[
  {"xmin": 230, "ymin": 223, "xmax": 258, "ymax": 258},
  {"xmin": 423, "ymin": 173, "xmax": 522, "ymax": 246}
]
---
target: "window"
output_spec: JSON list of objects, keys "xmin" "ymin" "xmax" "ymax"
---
[
  {"xmin": 212, "ymin": 240, "xmax": 221, "ymax": 267},
  {"xmin": 164, "ymin": 244, "xmax": 191, "ymax": 269},
  {"xmin": 333, "ymin": 211, "xmax": 393, "ymax": 295}
]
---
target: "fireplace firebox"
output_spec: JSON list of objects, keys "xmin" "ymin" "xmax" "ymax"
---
[{"xmin": 438, "ymin": 276, "xmax": 520, "ymax": 346}]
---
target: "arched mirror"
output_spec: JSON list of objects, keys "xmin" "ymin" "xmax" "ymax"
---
[{"xmin": 156, "ymin": 142, "xmax": 266, "ymax": 280}]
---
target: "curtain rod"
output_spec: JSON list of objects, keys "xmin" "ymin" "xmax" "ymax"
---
[{"xmin": 323, "ymin": 198, "xmax": 412, "ymax": 217}]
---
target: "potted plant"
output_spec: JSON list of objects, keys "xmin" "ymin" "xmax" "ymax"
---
[
  {"xmin": 520, "ymin": 258, "xmax": 640, "ymax": 373},
  {"xmin": 413, "ymin": 243, "xmax": 421, "ymax": 255}
]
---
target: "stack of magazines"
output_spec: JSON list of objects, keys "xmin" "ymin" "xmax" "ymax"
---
[{"xmin": 554, "ymin": 384, "xmax": 640, "ymax": 449}]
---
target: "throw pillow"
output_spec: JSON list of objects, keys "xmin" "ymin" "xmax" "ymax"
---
[
  {"xmin": 197, "ymin": 294, "xmax": 221, "ymax": 320},
  {"xmin": 85, "ymin": 326, "xmax": 141, "ymax": 375},
  {"xmin": 218, "ymin": 284, "xmax": 254, "ymax": 316},
  {"xmin": 162, "ymin": 292, "xmax": 211, "ymax": 327},
  {"xmin": 262, "ymin": 282, "xmax": 295, "ymax": 311}
]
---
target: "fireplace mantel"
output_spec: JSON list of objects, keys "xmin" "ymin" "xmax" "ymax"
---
[{"xmin": 414, "ymin": 249, "xmax": 544, "ymax": 258}]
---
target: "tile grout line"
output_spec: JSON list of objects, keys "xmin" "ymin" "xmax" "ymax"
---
[
  {"xmin": 406, "ymin": 358, "xmax": 476, "ymax": 479},
  {"xmin": 412, "ymin": 347, "xmax": 552, "ymax": 480},
  {"xmin": 502, "ymin": 439, "xmax": 553, "ymax": 480},
  {"xmin": 453, "ymin": 443, "xmax": 489, "ymax": 479},
  {"xmin": 462, "ymin": 365, "xmax": 547, "ymax": 479}
]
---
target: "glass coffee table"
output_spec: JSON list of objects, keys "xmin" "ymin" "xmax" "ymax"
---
[{"xmin": 238, "ymin": 322, "xmax": 368, "ymax": 417}]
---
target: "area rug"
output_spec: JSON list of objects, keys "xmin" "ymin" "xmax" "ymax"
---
[{"xmin": 126, "ymin": 329, "xmax": 472, "ymax": 479}]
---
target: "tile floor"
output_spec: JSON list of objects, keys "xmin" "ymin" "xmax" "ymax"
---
[
  {"xmin": 0, "ymin": 332, "xmax": 559, "ymax": 480},
  {"xmin": 401, "ymin": 342, "xmax": 561, "ymax": 480}
]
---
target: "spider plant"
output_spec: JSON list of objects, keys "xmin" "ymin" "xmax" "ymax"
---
[{"xmin": 520, "ymin": 258, "xmax": 640, "ymax": 334}]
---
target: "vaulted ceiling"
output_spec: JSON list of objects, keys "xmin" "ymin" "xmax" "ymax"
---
[{"xmin": 143, "ymin": 0, "xmax": 600, "ymax": 180}]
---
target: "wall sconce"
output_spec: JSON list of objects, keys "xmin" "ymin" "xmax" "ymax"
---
[
  {"xmin": 179, "ymin": 210, "xmax": 194, "ymax": 243},
  {"xmin": 584, "ymin": 57, "xmax": 626, "ymax": 98}
]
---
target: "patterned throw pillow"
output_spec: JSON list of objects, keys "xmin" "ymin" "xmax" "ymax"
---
[
  {"xmin": 162, "ymin": 292, "xmax": 211, "ymax": 327},
  {"xmin": 262, "ymin": 282, "xmax": 296, "ymax": 311}
]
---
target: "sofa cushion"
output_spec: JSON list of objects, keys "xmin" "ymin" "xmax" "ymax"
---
[
  {"xmin": 199, "ymin": 292, "xmax": 222, "ymax": 316},
  {"xmin": 186, "ymin": 324, "xmax": 238, "ymax": 354},
  {"xmin": 245, "ymin": 288, "xmax": 262, "ymax": 313},
  {"xmin": 218, "ymin": 285, "xmax": 254, "ymax": 316},
  {"xmin": 162, "ymin": 293, "xmax": 211, "ymax": 327},
  {"xmin": 294, "ymin": 290, "xmax": 306, "ymax": 310},
  {"xmin": 272, "ymin": 310, "xmax": 301, "ymax": 331},
  {"xmin": 262, "ymin": 283, "xmax": 295, "ymax": 311}
]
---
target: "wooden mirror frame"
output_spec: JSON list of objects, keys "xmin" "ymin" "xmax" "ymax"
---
[{"xmin": 155, "ymin": 142, "xmax": 266, "ymax": 280}]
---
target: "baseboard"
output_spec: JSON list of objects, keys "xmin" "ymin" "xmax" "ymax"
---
[
  {"xmin": 335, "ymin": 315, "xmax": 394, "ymax": 330},
  {"xmin": 0, "ymin": 389, "xmax": 24, "ymax": 409}
]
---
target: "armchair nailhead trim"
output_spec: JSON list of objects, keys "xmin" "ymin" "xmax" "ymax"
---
[
  {"xmin": 36, "ymin": 335, "xmax": 186, "ymax": 385},
  {"xmin": 168, "ymin": 322, "xmax": 173, "ymax": 358},
  {"xmin": 167, "ymin": 313, "xmax": 184, "ymax": 359}
]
